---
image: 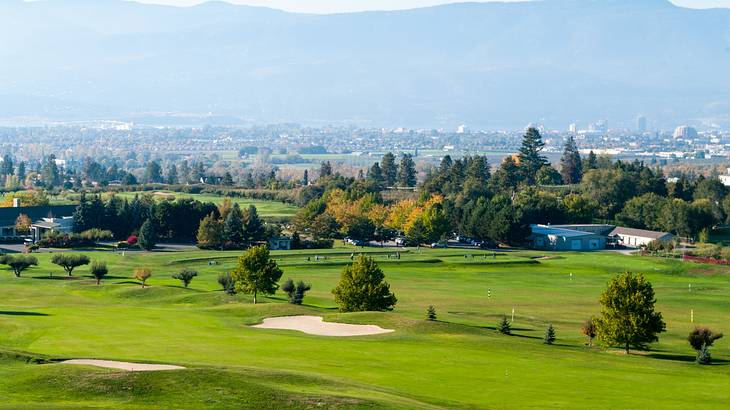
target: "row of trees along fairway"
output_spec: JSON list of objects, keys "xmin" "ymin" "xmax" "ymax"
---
[{"xmin": 228, "ymin": 247, "xmax": 396, "ymax": 311}]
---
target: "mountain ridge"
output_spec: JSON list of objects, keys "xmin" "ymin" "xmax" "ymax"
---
[{"xmin": 1, "ymin": 0, "xmax": 729, "ymax": 128}]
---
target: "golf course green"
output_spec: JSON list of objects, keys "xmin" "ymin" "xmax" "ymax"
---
[{"xmin": 0, "ymin": 247, "xmax": 728, "ymax": 409}]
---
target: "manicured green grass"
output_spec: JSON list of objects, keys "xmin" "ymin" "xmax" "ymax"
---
[
  {"xmin": 0, "ymin": 248, "xmax": 729, "ymax": 408},
  {"xmin": 109, "ymin": 191, "xmax": 299, "ymax": 218}
]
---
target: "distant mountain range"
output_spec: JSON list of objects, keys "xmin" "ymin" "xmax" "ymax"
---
[{"xmin": 1, "ymin": 0, "xmax": 729, "ymax": 129}]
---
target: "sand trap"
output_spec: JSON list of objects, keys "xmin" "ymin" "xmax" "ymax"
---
[
  {"xmin": 253, "ymin": 315, "xmax": 394, "ymax": 337},
  {"xmin": 62, "ymin": 359, "xmax": 185, "ymax": 371}
]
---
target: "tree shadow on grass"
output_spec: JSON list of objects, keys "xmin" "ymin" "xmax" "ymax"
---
[
  {"xmin": 31, "ymin": 275, "xmax": 81, "ymax": 280},
  {"xmin": 646, "ymin": 352, "xmax": 730, "ymax": 365},
  {"xmin": 0, "ymin": 311, "xmax": 49, "ymax": 316}
]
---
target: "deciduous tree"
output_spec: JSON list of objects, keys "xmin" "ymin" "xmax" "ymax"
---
[
  {"xmin": 332, "ymin": 255, "xmax": 397, "ymax": 312},
  {"xmin": 51, "ymin": 254, "xmax": 90, "ymax": 276},
  {"xmin": 595, "ymin": 272, "xmax": 666, "ymax": 354},
  {"xmin": 231, "ymin": 246, "xmax": 282, "ymax": 304}
]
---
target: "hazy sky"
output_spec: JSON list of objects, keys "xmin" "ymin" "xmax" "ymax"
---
[{"xmin": 130, "ymin": 0, "xmax": 730, "ymax": 13}]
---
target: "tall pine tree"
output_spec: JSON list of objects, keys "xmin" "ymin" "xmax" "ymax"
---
[
  {"xmin": 381, "ymin": 152, "xmax": 398, "ymax": 187},
  {"xmin": 517, "ymin": 127, "xmax": 548, "ymax": 184},
  {"xmin": 397, "ymin": 154, "xmax": 417, "ymax": 187},
  {"xmin": 560, "ymin": 136, "xmax": 583, "ymax": 184}
]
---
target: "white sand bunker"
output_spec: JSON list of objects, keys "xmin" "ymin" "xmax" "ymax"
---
[
  {"xmin": 62, "ymin": 359, "xmax": 185, "ymax": 371},
  {"xmin": 253, "ymin": 315, "xmax": 394, "ymax": 337}
]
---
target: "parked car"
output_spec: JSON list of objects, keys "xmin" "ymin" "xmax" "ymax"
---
[
  {"xmin": 478, "ymin": 240, "xmax": 497, "ymax": 249},
  {"xmin": 430, "ymin": 242, "xmax": 447, "ymax": 248}
]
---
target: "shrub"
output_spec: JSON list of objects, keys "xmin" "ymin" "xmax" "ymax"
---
[
  {"xmin": 116, "ymin": 241, "xmax": 130, "ymax": 249},
  {"xmin": 79, "ymin": 229, "xmax": 113, "ymax": 242},
  {"xmin": 172, "ymin": 269, "xmax": 198, "ymax": 288},
  {"xmin": 126, "ymin": 235, "xmax": 138, "ymax": 245},
  {"xmin": 426, "ymin": 305, "xmax": 437, "ymax": 321},
  {"xmin": 497, "ymin": 315, "xmax": 511, "ymax": 335},
  {"xmin": 51, "ymin": 254, "xmax": 90, "ymax": 276},
  {"xmin": 544, "ymin": 323, "xmax": 556, "ymax": 345},
  {"xmin": 281, "ymin": 279, "xmax": 311, "ymax": 304},
  {"xmin": 721, "ymin": 247, "xmax": 730, "ymax": 261},
  {"xmin": 581, "ymin": 318, "xmax": 597, "ymax": 347},
  {"xmin": 218, "ymin": 273, "xmax": 236, "ymax": 295},
  {"xmin": 90, "ymin": 261, "xmax": 108, "ymax": 285},
  {"xmin": 688, "ymin": 327, "xmax": 724, "ymax": 351},
  {"xmin": 133, "ymin": 268, "xmax": 152, "ymax": 288}
]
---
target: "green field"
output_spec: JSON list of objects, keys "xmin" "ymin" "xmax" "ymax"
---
[
  {"xmin": 110, "ymin": 191, "xmax": 299, "ymax": 219},
  {"xmin": 0, "ymin": 247, "xmax": 729, "ymax": 408}
]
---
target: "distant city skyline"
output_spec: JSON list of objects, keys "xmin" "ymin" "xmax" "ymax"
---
[{"xmin": 127, "ymin": 0, "xmax": 730, "ymax": 13}]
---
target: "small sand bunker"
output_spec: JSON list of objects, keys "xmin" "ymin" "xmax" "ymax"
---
[
  {"xmin": 62, "ymin": 359, "xmax": 185, "ymax": 371},
  {"xmin": 253, "ymin": 315, "xmax": 394, "ymax": 337}
]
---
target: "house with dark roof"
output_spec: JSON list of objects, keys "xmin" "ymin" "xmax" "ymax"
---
[
  {"xmin": 608, "ymin": 227, "xmax": 674, "ymax": 248},
  {"xmin": 0, "ymin": 205, "xmax": 77, "ymax": 242},
  {"xmin": 529, "ymin": 225, "xmax": 606, "ymax": 251}
]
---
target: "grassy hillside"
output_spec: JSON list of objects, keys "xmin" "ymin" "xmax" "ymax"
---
[{"xmin": 0, "ymin": 247, "xmax": 728, "ymax": 408}]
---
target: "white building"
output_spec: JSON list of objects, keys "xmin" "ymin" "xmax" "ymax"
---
[{"xmin": 609, "ymin": 227, "xmax": 674, "ymax": 248}]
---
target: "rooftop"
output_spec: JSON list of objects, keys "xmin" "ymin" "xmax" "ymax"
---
[
  {"xmin": 609, "ymin": 227, "xmax": 672, "ymax": 239},
  {"xmin": 530, "ymin": 225, "xmax": 597, "ymax": 238}
]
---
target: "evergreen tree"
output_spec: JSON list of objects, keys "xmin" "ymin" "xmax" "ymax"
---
[
  {"xmin": 1, "ymin": 153, "xmax": 13, "ymax": 176},
  {"xmin": 166, "ymin": 164, "xmax": 179, "ymax": 184},
  {"xmin": 179, "ymin": 160, "xmax": 191, "ymax": 184},
  {"xmin": 218, "ymin": 272, "xmax": 236, "ymax": 295},
  {"xmin": 302, "ymin": 169, "xmax": 309, "ymax": 186},
  {"xmin": 41, "ymin": 155, "xmax": 61, "ymax": 187},
  {"xmin": 595, "ymin": 272, "xmax": 666, "ymax": 354},
  {"xmin": 138, "ymin": 219, "xmax": 158, "ymax": 251},
  {"xmin": 585, "ymin": 150, "xmax": 598, "ymax": 170},
  {"xmin": 332, "ymin": 255, "xmax": 397, "ymax": 312},
  {"xmin": 243, "ymin": 205, "xmax": 265, "ymax": 241},
  {"xmin": 517, "ymin": 127, "xmax": 548, "ymax": 184},
  {"xmin": 222, "ymin": 172, "xmax": 234, "ymax": 186},
  {"xmin": 90, "ymin": 261, "xmax": 108, "ymax": 285},
  {"xmin": 281, "ymin": 278, "xmax": 311, "ymax": 305},
  {"xmin": 497, "ymin": 315, "xmax": 511, "ymax": 335},
  {"xmin": 319, "ymin": 161, "xmax": 333, "ymax": 178},
  {"xmin": 143, "ymin": 161, "xmax": 163, "ymax": 184},
  {"xmin": 381, "ymin": 152, "xmax": 398, "ymax": 187},
  {"xmin": 426, "ymin": 305, "xmax": 437, "ymax": 321},
  {"xmin": 367, "ymin": 162, "xmax": 385, "ymax": 187},
  {"xmin": 544, "ymin": 323, "xmax": 556, "ymax": 345},
  {"xmin": 196, "ymin": 212, "xmax": 224, "ymax": 248},
  {"xmin": 17, "ymin": 161, "xmax": 26, "ymax": 184},
  {"xmin": 224, "ymin": 203, "xmax": 245, "ymax": 244},
  {"xmin": 397, "ymin": 154, "xmax": 417, "ymax": 187},
  {"xmin": 560, "ymin": 136, "xmax": 583, "ymax": 184},
  {"xmin": 231, "ymin": 245, "xmax": 283, "ymax": 304}
]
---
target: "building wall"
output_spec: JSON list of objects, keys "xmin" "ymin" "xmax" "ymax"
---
[
  {"xmin": 533, "ymin": 234, "xmax": 605, "ymax": 251},
  {"xmin": 615, "ymin": 234, "xmax": 671, "ymax": 248}
]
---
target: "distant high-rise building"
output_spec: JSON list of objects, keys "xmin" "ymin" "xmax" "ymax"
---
[
  {"xmin": 588, "ymin": 120, "xmax": 607, "ymax": 133},
  {"xmin": 456, "ymin": 124, "xmax": 468, "ymax": 134},
  {"xmin": 637, "ymin": 116, "xmax": 647, "ymax": 133},
  {"xmin": 569, "ymin": 123, "xmax": 577, "ymax": 133},
  {"xmin": 673, "ymin": 125, "xmax": 698, "ymax": 140}
]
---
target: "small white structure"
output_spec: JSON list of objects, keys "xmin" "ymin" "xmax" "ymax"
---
[{"xmin": 609, "ymin": 227, "xmax": 674, "ymax": 248}]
